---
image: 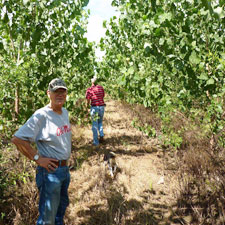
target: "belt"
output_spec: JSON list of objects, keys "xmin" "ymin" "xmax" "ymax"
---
[{"xmin": 53, "ymin": 160, "xmax": 67, "ymax": 167}]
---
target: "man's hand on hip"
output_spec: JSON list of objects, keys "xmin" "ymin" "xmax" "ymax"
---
[{"xmin": 36, "ymin": 157, "xmax": 59, "ymax": 172}]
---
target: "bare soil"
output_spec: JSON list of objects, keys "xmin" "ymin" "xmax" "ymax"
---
[{"xmin": 65, "ymin": 99, "xmax": 182, "ymax": 225}]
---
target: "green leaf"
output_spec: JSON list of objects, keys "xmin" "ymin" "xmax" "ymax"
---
[
  {"xmin": 221, "ymin": 53, "xmax": 225, "ymax": 60},
  {"xmin": 198, "ymin": 73, "xmax": 208, "ymax": 80},
  {"xmin": 167, "ymin": 54, "xmax": 176, "ymax": 59},
  {"xmin": 159, "ymin": 13, "xmax": 172, "ymax": 23},
  {"xmin": 151, "ymin": 82, "xmax": 159, "ymax": 88},
  {"xmin": 82, "ymin": 0, "xmax": 89, "ymax": 7},
  {"xmin": 154, "ymin": 28, "xmax": 162, "ymax": 36},
  {"xmin": 3, "ymin": 13, "xmax": 9, "ymax": 24},
  {"xmin": 200, "ymin": 8, "xmax": 209, "ymax": 16},
  {"xmin": 217, "ymin": 64, "xmax": 224, "ymax": 70},
  {"xmin": 159, "ymin": 38, "xmax": 164, "ymax": 45},
  {"xmin": 120, "ymin": 67, "xmax": 127, "ymax": 73},
  {"xmin": 149, "ymin": 20, "xmax": 158, "ymax": 28},
  {"xmin": 189, "ymin": 51, "xmax": 201, "ymax": 64},
  {"xmin": 214, "ymin": 7, "xmax": 225, "ymax": 19},
  {"xmin": 128, "ymin": 66, "xmax": 134, "ymax": 74},
  {"xmin": 144, "ymin": 46, "xmax": 151, "ymax": 57},
  {"xmin": 206, "ymin": 78, "xmax": 214, "ymax": 85},
  {"xmin": 103, "ymin": 20, "xmax": 107, "ymax": 28},
  {"xmin": 142, "ymin": 15, "xmax": 148, "ymax": 21},
  {"xmin": 23, "ymin": 0, "xmax": 29, "ymax": 5},
  {"xmin": 0, "ymin": 42, "xmax": 4, "ymax": 50}
]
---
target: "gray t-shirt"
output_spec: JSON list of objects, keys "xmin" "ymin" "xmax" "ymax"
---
[{"xmin": 14, "ymin": 105, "xmax": 71, "ymax": 160}]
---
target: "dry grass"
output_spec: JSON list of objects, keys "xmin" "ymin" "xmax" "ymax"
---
[
  {"xmin": 0, "ymin": 148, "xmax": 38, "ymax": 225},
  {"xmin": 64, "ymin": 99, "xmax": 180, "ymax": 225},
  {"xmin": 1, "ymin": 98, "xmax": 224, "ymax": 225}
]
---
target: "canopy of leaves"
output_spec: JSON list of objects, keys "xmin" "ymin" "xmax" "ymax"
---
[
  {"xmin": 99, "ymin": 0, "xmax": 225, "ymax": 110},
  {"xmin": 0, "ymin": 0, "xmax": 96, "ymax": 125}
]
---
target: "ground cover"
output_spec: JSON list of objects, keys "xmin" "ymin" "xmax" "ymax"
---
[{"xmin": 66, "ymin": 99, "xmax": 181, "ymax": 225}]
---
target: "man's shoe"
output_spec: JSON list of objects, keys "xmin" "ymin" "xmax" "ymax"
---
[
  {"xmin": 99, "ymin": 136, "xmax": 104, "ymax": 144},
  {"xmin": 92, "ymin": 144, "xmax": 99, "ymax": 149}
]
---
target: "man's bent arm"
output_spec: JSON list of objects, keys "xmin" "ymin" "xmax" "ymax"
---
[
  {"xmin": 11, "ymin": 136, "xmax": 37, "ymax": 160},
  {"xmin": 11, "ymin": 136, "xmax": 59, "ymax": 172}
]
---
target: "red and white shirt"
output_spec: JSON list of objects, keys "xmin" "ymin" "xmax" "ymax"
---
[{"xmin": 86, "ymin": 84, "xmax": 105, "ymax": 106}]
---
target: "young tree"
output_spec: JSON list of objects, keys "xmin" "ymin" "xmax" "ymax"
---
[{"xmin": 0, "ymin": 0, "xmax": 95, "ymax": 124}]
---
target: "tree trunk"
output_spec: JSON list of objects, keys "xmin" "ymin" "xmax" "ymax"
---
[{"xmin": 15, "ymin": 83, "xmax": 20, "ymax": 118}]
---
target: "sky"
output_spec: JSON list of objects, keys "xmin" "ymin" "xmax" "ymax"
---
[{"xmin": 84, "ymin": 0, "xmax": 120, "ymax": 58}]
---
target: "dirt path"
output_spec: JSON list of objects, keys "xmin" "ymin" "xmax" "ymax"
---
[{"xmin": 65, "ymin": 99, "xmax": 180, "ymax": 225}]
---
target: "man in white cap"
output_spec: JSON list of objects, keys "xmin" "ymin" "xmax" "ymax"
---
[
  {"xmin": 11, "ymin": 78, "xmax": 71, "ymax": 225},
  {"xmin": 86, "ymin": 75, "xmax": 105, "ymax": 146}
]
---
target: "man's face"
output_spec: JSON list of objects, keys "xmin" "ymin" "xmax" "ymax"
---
[{"xmin": 48, "ymin": 88, "xmax": 67, "ymax": 107}]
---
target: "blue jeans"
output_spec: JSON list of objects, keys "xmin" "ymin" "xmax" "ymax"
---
[
  {"xmin": 90, "ymin": 106, "xmax": 105, "ymax": 145},
  {"xmin": 36, "ymin": 166, "xmax": 70, "ymax": 225}
]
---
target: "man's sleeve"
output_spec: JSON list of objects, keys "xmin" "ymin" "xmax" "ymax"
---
[{"xmin": 14, "ymin": 112, "xmax": 45, "ymax": 143}]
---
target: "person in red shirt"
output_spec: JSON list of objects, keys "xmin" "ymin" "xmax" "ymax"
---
[{"xmin": 86, "ymin": 76, "xmax": 105, "ymax": 146}]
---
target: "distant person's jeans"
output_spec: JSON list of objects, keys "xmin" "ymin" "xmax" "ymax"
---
[
  {"xmin": 90, "ymin": 105, "xmax": 105, "ymax": 145},
  {"xmin": 36, "ymin": 165, "xmax": 70, "ymax": 225}
]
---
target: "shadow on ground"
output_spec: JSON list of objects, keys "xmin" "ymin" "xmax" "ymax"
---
[
  {"xmin": 67, "ymin": 187, "xmax": 185, "ymax": 225},
  {"xmin": 69, "ymin": 133, "xmax": 159, "ymax": 171}
]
